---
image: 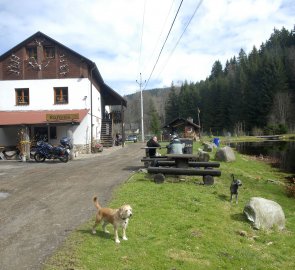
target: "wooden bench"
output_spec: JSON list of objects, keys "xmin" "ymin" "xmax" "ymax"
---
[
  {"xmin": 146, "ymin": 154, "xmax": 221, "ymax": 185},
  {"xmin": 141, "ymin": 156, "xmax": 168, "ymax": 167},
  {"xmin": 147, "ymin": 166, "xmax": 221, "ymax": 185},
  {"xmin": 141, "ymin": 156, "xmax": 168, "ymax": 162},
  {"xmin": 147, "ymin": 167, "xmax": 221, "ymax": 176},
  {"xmin": 141, "ymin": 146, "xmax": 163, "ymax": 157},
  {"xmin": 142, "ymin": 154, "xmax": 221, "ymax": 185},
  {"xmin": 155, "ymin": 161, "xmax": 220, "ymax": 168}
]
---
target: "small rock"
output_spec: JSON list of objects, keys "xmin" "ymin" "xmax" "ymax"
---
[
  {"xmin": 237, "ymin": 230, "xmax": 248, "ymax": 237},
  {"xmin": 266, "ymin": 179, "xmax": 281, "ymax": 185}
]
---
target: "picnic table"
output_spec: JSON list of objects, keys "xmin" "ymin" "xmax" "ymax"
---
[
  {"xmin": 146, "ymin": 153, "xmax": 221, "ymax": 185},
  {"xmin": 141, "ymin": 146, "xmax": 165, "ymax": 157},
  {"xmin": 166, "ymin": 154, "xmax": 199, "ymax": 168},
  {"xmin": 141, "ymin": 147, "xmax": 163, "ymax": 149}
]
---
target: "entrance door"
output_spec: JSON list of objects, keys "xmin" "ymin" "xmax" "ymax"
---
[{"xmin": 34, "ymin": 127, "xmax": 49, "ymax": 142}]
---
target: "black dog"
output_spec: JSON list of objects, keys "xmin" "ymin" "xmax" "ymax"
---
[{"xmin": 230, "ymin": 174, "xmax": 242, "ymax": 204}]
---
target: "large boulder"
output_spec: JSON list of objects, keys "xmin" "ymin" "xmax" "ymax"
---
[
  {"xmin": 215, "ymin": 146, "xmax": 236, "ymax": 162},
  {"xmin": 243, "ymin": 197, "xmax": 285, "ymax": 230}
]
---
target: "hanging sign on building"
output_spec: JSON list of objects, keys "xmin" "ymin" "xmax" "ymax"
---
[{"xmin": 46, "ymin": 113, "xmax": 79, "ymax": 121}]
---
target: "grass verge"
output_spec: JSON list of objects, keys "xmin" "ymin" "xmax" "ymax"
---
[{"xmin": 44, "ymin": 144, "xmax": 294, "ymax": 270}]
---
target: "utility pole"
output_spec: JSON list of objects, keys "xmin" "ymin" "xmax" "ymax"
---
[
  {"xmin": 90, "ymin": 65, "xmax": 96, "ymax": 153},
  {"xmin": 136, "ymin": 73, "xmax": 146, "ymax": 142},
  {"xmin": 197, "ymin": 107, "xmax": 201, "ymax": 139}
]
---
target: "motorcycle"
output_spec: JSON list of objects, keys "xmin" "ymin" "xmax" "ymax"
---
[{"xmin": 34, "ymin": 137, "xmax": 72, "ymax": 163}]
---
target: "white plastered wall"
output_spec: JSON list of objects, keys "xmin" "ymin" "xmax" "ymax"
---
[{"xmin": 0, "ymin": 78, "xmax": 102, "ymax": 147}]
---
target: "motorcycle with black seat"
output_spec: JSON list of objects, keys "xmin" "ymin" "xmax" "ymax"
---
[{"xmin": 34, "ymin": 137, "xmax": 72, "ymax": 163}]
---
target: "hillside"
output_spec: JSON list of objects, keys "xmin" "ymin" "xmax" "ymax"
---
[
  {"xmin": 123, "ymin": 86, "xmax": 179, "ymax": 134},
  {"xmin": 121, "ymin": 27, "xmax": 295, "ymax": 136}
]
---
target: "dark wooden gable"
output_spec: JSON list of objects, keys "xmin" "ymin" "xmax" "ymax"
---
[
  {"xmin": 164, "ymin": 117, "xmax": 200, "ymax": 129},
  {"xmin": 0, "ymin": 31, "xmax": 126, "ymax": 107},
  {"xmin": 0, "ymin": 32, "xmax": 89, "ymax": 80}
]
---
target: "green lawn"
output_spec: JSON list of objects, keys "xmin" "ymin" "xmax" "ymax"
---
[{"xmin": 44, "ymin": 141, "xmax": 295, "ymax": 270}]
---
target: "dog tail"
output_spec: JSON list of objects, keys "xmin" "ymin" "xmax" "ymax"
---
[{"xmin": 93, "ymin": 196, "xmax": 101, "ymax": 209}]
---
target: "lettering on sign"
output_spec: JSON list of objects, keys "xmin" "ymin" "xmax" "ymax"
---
[{"xmin": 46, "ymin": 113, "xmax": 79, "ymax": 121}]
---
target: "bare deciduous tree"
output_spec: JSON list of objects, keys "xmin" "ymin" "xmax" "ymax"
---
[{"xmin": 269, "ymin": 91, "xmax": 292, "ymax": 125}]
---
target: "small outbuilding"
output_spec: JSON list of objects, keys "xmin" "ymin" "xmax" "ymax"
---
[{"xmin": 163, "ymin": 117, "xmax": 200, "ymax": 141}]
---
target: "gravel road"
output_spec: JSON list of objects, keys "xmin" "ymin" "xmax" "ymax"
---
[{"xmin": 0, "ymin": 143, "xmax": 144, "ymax": 270}]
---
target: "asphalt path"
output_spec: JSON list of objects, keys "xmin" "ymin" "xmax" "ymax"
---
[{"xmin": 0, "ymin": 142, "xmax": 144, "ymax": 270}]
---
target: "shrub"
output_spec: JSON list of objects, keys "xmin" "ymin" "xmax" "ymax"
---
[
  {"xmin": 286, "ymin": 184, "xmax": 295, "ymax": 198},
  {"xmin": 264, "ymin": 124, "xmax": 288, "ymax": 135},
  {"xmin": 286, "ymin": 176, "xmax": 295, "ymax": 198}
]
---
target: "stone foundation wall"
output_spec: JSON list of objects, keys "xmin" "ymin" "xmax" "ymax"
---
[{"xmin": 73, "ymin": 144, "xmax": 91, "ymax": 156}]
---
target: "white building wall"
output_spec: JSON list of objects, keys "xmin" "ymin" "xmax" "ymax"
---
[
  {"xmin": 0, "ymin": 78, "xmax": 102, "ymax": 149},
  {"xmin": 91, "ymin": 83, "xmax": 102, "ymax": 143},
  {"xmin": 0, "ymin": 78, "xmax": 93, "ymax": 110}
]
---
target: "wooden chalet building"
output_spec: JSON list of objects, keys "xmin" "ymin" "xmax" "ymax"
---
[
  {"xmin": 0, "ymin": 31, "xmax": 126, "ymax": 156},
  {"xmin": 163, "ymin": 117, "xmax": 200, "ymax": 141}
]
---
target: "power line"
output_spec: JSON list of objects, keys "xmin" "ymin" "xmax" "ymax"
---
[
  {"xmin": 137, "ymin": 0, "xmax": 147, "ymax": 76},
  {"xmin": 141, "ymin": 0, "xmax": 176, "ymax": 76},
  {"xmin": 143, "ymin": 0, "xmax": 184, "ymax": 90},
  {"xmin": 156, "ymin": 0, "xmax": 204, "ymax": 79}
]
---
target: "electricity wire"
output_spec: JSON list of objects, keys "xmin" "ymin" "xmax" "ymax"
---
[
  {"xmin": 143, "ymin": 0, "xmax": 184, "ymax": 90},
  {"xmin": 156, "ymin": 0, "xmax": 204, "ymax": 80},
  {"xmin": 141, "ymin": 0, "xmax": 176, "ymax": 76},
  {"xmin": 137, "ymin": 0, "xmax": 147, "ymax": 79}
]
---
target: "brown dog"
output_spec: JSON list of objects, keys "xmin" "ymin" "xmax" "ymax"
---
[{"xmin": 92, "ymin": 196, "xmax": 133, "ymax": 243}]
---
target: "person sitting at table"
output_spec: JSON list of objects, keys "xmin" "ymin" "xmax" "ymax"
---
[
  {"xmin": 167, "ymin": 135, "xmax": 185, "ymax": 154},
  {"xmin": 146, "ymin": 136, "xmax": 161, "ymax": 157}
]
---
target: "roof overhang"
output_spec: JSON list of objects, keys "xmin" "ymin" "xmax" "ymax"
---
[
  {"xmin": 0, "ymin": 109, "xmax": 89, "ymax": 127},
  {"xmin": 163, "ymin": 117, "xmax": 200, "ymax": 129},
  {"xmin": 101, "ymin": 83, "xmax": 127, "ymax": 107}
]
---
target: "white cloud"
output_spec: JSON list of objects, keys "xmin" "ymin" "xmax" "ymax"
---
[{"xmin": 0, "ymin": 0, "xmax": 294, "ymax": 96}]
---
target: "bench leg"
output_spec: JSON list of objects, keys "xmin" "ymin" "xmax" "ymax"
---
[
  {"xmin": 175, "ymin": 159, "xmax": 189, "ymax": 168},
  {"xmin": 203, "ymin": 175, "xmax": 214, "ymax": 185},
  {"xmin": 144, "ymin": 161, "xmax": 150, "ymax": 168},
  {"xmin": 154, "ymin": 173, "xmax": 165, "ymax": 184}
]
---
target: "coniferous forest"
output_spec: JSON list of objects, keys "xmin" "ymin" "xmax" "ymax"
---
[{"xmin": 124, "ymin": 27, "xmax": 295, "ymax": 136}]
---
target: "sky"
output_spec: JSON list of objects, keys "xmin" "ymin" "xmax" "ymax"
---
[{"xmin": 0, "ymin": 0, "xmax": 294, "ymax": 97}]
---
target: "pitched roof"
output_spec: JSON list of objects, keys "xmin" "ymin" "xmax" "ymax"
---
[
  {"xmin": 163, "ymin": 117, "xmax": 200, "ymax": 129},
  {"xmin": 0, "ymin": 109, "xmax": 89, "ymax": 127},
  {"xmin": 0, "ymin": 31, "xmax": 127, "ymax": 107}
]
